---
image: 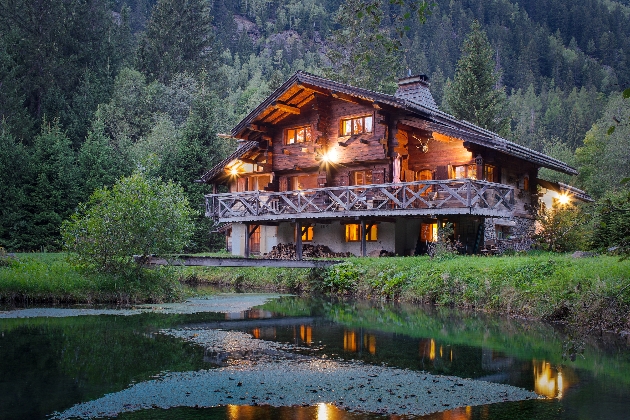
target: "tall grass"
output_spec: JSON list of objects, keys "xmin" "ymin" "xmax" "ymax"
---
[
  {"xmin": 0, "ymin": 253, "xmax": 186, "ymax": 304},
  {"xmin": 189, "ymin": 253, "xmax": 630, "ymax": 333}
]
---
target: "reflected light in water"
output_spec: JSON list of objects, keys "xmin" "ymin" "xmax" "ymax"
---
[
  {"xmin": 440, "ymin": 406, "xmax": 473, "ymax": 420},
  {"xmin": 317, "ymin": 402, "xmax": 329, "ymax": 420},
  {"xmin": 344, "ymin": 330, "xmax": 357, "ymax": 352},
  {"xmin": 430, "ymin": 339, "xmax": 436, "ymax": 360},
  {"xmin": 300, "ymin": 325, "xmax": 312, "ymax": 345},
  {"xmin": 534, "ymin": 360, "xmax": 566, "ymax": 399},
  {"xmin": 226, "ymin": 405, "xmax": 257, "ymax": 419},
  {"xmin": 251, "ymin": 328, "xmax": 260, "ymax": 339},
  {"xmin": 363, "ymin": 334, "xmax": 376, "ymax": 354}
]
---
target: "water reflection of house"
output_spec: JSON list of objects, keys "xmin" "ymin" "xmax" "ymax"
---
[
  {"xmin": 342, "ymin": 330, "xmax": 377, "ymax": 355},
  {"xmin": 533, "ymin": 360, "xmax": 576, "ymax": 399}
]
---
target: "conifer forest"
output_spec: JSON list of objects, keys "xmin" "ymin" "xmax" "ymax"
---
[{"xmin": 1, "ymin": 0, "xmax": 629, "ymax": 253}]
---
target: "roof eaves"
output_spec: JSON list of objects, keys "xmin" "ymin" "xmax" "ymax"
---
[{"xmin": 198, "ymin": 141, "xmax": 259, "ymax": 184}]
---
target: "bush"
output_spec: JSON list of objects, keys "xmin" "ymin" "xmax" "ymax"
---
[
  {"xmin": 62, "ymin": 172, "xmax": 195, "ymax": 274},
  {"xmin": 592, "ymin": 189, "xmax": 630, "ymax": 258},
  {"xmin": 536, "ymin": 202, "xmax": 592, "ymax": 252}
]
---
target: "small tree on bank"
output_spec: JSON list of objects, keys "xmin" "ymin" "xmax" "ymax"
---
[{"xmin": 62, "ymin": 172, "xmax": 195, "ymax": 273}]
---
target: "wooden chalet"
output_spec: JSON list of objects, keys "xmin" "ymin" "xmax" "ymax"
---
[{"xmin": 201, "ymin": 71, "xmax": 585, "ymax": 257}]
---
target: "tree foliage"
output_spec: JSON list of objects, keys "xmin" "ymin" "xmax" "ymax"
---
[
  {"xmin": 444, "ymin": 21, "xmax": 508, "ymax": 134},
  {"xmin": 138, "ymin": 0, "xmax": 216, "ymax": 84},
  {"xmin": 592, "ymin": 186, "xmax": 630, "ymax": 258},
  {"xmin": 576, "ymin": 94, "xmax": 630, "ymax": 199},
  {"xmin": 536, "ymin": 202, "xmax": 592, "ymax": 252},
  {"xmin": 62, "ymin": 172, "xmax": 195, "ymax": 273},
  {"xmin": 324, "ymin": 0, "xmax": 404, "ymax": 94}
]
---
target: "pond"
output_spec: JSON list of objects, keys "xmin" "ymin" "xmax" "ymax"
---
[{"xmin": 1, "ymin": 293, "xmax": 629, "ymax": 419}]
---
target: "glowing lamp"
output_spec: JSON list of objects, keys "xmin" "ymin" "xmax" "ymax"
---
[
  {"xmin": 557, "ymin": 193, "xmax": 571, "ymax": 206},
  {"xmin": 322, "ymin": 149, "xmax": 338, "ymax": 164},
  {"xmin": 229, "ymin": 167, "xmax": 239, "ymax": 176}
]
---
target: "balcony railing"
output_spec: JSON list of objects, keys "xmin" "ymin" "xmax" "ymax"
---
[{"xmin": 205, "ymin": 179, "xmax": 515, "ymax": 222}]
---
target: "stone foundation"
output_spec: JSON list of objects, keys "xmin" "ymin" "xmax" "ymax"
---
[{"xmin": 484, "ymin": 216, "xmax": 536, "ymax": 253}]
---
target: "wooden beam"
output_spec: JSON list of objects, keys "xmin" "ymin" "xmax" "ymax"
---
[
  {"xmin": 274, "ymin": 102, "xmax": 300, "ymax": 114},
  {"xmin": 139, "ymin": 256, "xmax": 343, "ymax": 268},
  {"xmin": 296, "ymin": 220, "xmax": 303, "ymax": 261},
  {"xmin": 297, "ymin": 83, "xmax": 329, "ymax": 96},
  {"xmin": 296, "ymin": 94, "xmax": 315, "ymax": 108},
  {"xmin": 244, "ymin": 223, "xmax": 250, "ymax": 258},
  {"xmin": 361, "ymin": 219, "xmax": 367, "ymax": 257},
  {"xmin": 331, "ymin": 92, "xmax": 360, "ymax": 104},
  {"xmin": 248, "ymin": 124, "xmax": 268, "ymax": 133}
]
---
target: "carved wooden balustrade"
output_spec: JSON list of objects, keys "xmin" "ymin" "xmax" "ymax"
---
[{"xmin": 205, "ymin": 179, "xmax": 515, "ymax": 223}]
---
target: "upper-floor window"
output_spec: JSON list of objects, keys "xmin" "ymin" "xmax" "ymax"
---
[
  {"xmin": 340, "ymin": 115, "xmax": 373, "ymax": 136},
  {"xmin": 484, "ymin": 165, "xmax": 495, "ymax": 182},
  {"xmin": 285, "ymin": 126, "xmax": 312, "ymax": 144},
  {"xmin": 350, "ymin": 170, "xmax": 373, "ymax": 186},
  {"xmin": 451, "ymin": 164, "xmax": 477, "ymax": 179}
]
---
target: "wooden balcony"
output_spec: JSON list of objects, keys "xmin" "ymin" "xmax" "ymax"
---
[{"xmin": 205, "ymin": 179, "xmax": 515, "ymax": 223}]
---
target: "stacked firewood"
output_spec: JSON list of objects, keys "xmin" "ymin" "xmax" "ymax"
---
[{"xmin": 265, "ymin": 243, "xmax": 352, "ymax": 259}]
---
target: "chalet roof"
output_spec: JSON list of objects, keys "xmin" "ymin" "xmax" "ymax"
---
[
  {"xmin": 538, "ymin": 179, "xmax": 594, "ymax": 203},
  {"xmin": 198, "ymin": 141, "xmax": 259, "ymax": 183},
  {"xmin": 228, "ymin": 71, "xmax": 577, "ymax": 176}
]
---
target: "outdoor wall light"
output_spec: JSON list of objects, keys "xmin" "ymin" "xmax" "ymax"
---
[
  {"xmin": 322, "ymin": 149, "xmax": 338, "ymax": 164},
  {"xmin": 556, "ymin": 193, "xmax": 571, "ymax": 206}
]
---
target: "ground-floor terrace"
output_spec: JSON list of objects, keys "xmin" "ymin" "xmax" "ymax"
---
[{"xmin": 205, "ymin": 179, "xmax": 535, "ymax": 258}]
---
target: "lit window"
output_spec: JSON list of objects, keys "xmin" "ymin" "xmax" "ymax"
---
[
  {"xmin": 420, "ymin": 223, "xmax": 438, "ymax": 242},
  {"xmin": 451, "ymin": 164, "xmax": 477, "ymax": 179},
  {"xmin": 285, "ymin": 126, "xmax": 312, "ymax": 144},
  {"xmin": 484, "ymin": 165, "xmax": 495, "ymax": 182},
  {"xmin": 297, "ymin": 225, "xmax": 314, "ymax": 242},
  {"xmin": 351, "ymin": 170, "xmax": 373, "ymax": 186},
  {"xmin": 345, "ymin": 224, "xmax": 377, "ymax": 242},
  {"xmin": 340, "ymin": 115, "xmax": 373, "ymax": 136}
]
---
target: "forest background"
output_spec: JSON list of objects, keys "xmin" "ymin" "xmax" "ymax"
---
[{"xmin": 1, "ymin": 0, "xmax": 629, "ymax": 253}]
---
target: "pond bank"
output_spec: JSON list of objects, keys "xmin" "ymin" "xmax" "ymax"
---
[
  {"xmin": 183, "ymin": 253, "xmax": 630, "ymax": 336},
  {"xmin": 2, "ymin": 252, "xmax": 629, "ymax": 336}
]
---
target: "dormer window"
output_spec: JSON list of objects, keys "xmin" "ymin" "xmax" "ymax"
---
[
  {"xmin": 285, "ymin": 126, "xmax": 312, "ymax": 144},
  {"xmin": 340, "ymin": 115, "xmax": 373, "ymax": 136}
]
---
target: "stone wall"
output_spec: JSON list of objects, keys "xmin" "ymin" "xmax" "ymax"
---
[{"xmin": 484, "ymin": 216, "xmax": 536, "ymax": 252}]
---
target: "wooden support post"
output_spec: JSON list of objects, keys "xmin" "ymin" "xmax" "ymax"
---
[
  {"xmin": 361, "ymin": 219, "xmax": 367, "ymax": 257},
  {"xmin": 244, "ymin": 223, "xmax": 250, "ymax": 258},
  {"xmin": 296, "ymin": 220, "xmax": 303, "ymax": 261}
]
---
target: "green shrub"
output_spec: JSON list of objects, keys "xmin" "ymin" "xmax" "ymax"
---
[{"xmin": 62, "ymin": 172, "xmax": 195, "ymax": 274}]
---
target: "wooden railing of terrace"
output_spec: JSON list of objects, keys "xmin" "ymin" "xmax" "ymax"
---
[{"xmin": 205, "ymin": 179, "xmax": 515, "ymax": 223}]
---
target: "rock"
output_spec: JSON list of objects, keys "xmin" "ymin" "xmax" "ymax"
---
[{"xmin": 571, "ymin": 251, "xmax": 596, "ymax": 258}]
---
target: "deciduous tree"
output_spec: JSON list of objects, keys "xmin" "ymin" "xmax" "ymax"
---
[{"xmin": 62, "ymin": 172, "xmax": 195, "ymax": 273}]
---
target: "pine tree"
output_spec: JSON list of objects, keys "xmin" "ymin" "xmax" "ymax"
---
[
  {"xmin": 0, "ymin": 123, "xmax": 32, "ymax": 250},
  {"xmin": 78, "ymin": 119, "xmax": 129, "ymax": 199},
  {"xmin": 138, "ymin": 0, "xmax": 217, "ymax": 84},
  {"xmin": 28, "ymin": 119, "xmax": 81, "ymax": 250},
  {"xmin": 444, "ymin": 21, "xmax": 508, "ymax": 134}
]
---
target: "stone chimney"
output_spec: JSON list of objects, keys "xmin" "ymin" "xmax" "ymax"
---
[{"xmin": 394, "ymin": 74, "xmax": 437, "ymax": 109}]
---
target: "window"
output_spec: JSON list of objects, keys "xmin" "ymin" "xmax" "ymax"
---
[
  {"xmin": 296, "ymin": 225, "xmax": 314, "ymax": 242},
  {"xmin": 285, "ymin": 126, "xmax": 312, "ymax": 144},
  {"xmin": 420, "ymin": 223, "xmax": 438, "ymax": 242},
  {"xmin": 484, "ymin": 165, "xmax": 495, "ymax": 182},
  {"xmin": 345, "ymin": 224, "xmax": 378, "ymax": 242},
  {"xmin": 351, "ymin": 170, "xmax": 373, "ymax": 186},
  {"xmin": 451, "ymin": 164, "xmax": 477, "ymax": 179},
  {"xmin": 340, "ymin": 115, "xmax": 373, "ymax": 136},
  {"xmin": 249, "ymin": 226, "xmax": 260, "ymax": 254}
]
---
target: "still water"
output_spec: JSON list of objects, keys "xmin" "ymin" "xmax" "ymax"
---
[{"xmin": 1, "ymin": 294, "xmax": 629, "ymax": 419}]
